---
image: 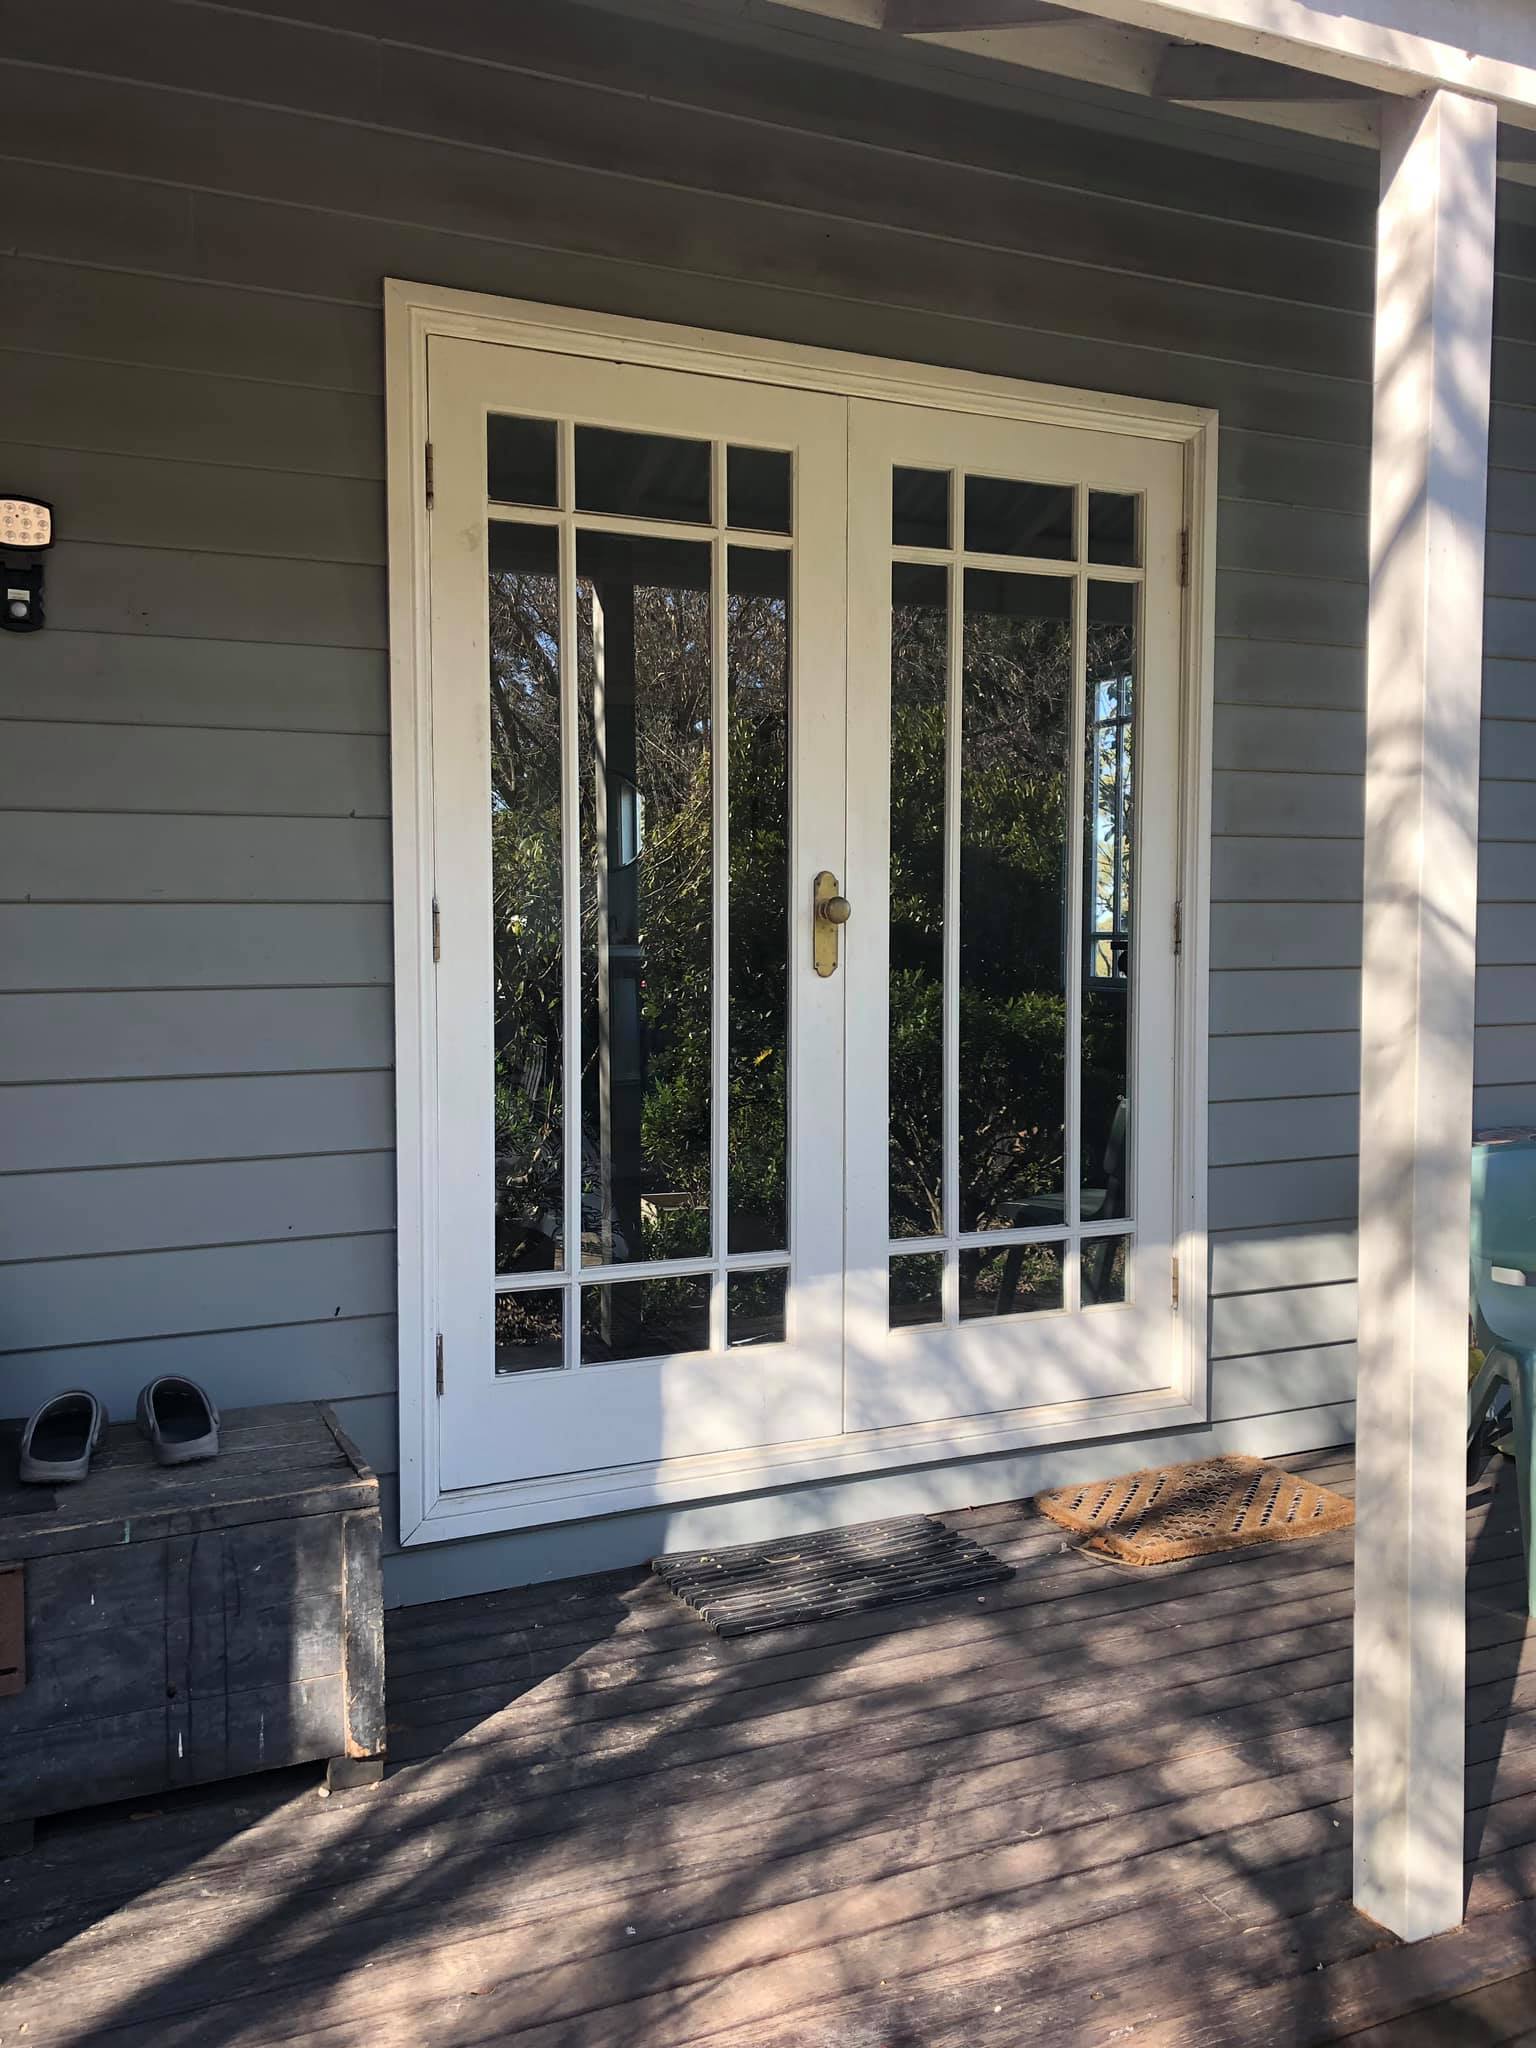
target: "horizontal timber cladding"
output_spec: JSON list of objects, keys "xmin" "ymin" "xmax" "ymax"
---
[
  {"xmin": 1483, "ymin": 343, "xmax": 1536, "ymax": 1132},
  {"xmin": 0, "ymin": 1154, "xmax": 396, "ymax": 1266},
  {"xmin": 0, "ymin": 813, "xmax": 392, "ymax": 903},
  {"xmin": 5, "ymin": 1073, "xmax": 395, "ymax": 1173},
  {"xmin": 0, "ymin": 726, "xmax": 389, "ymax": 818},
  {"xmin": 2, "ymin": 0, "xmax": 1534, "ymax": 1597}
]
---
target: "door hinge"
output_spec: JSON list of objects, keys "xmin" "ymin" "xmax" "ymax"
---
[
  {"xmin": 431, "ymin": 897, "xmax": 441, "ymax": 964},
  {"xmin": 1178, "ymin": 528, "xmax": 1190, "ymax": 588},
  {"xmin": 425, "ymin": 441, "xmax": 434, "ymax": 509},
  {"xmin": 1171, "ymin": 1255, "xmax": 1180, "ymax": 1311},
  {"xmin": 435, "ymin": 1332, "xmax": 444, "ymax": 1397},
  {"xmin": 1172, "ymin": 897, "xmax": 1183, "ymax": 956}
]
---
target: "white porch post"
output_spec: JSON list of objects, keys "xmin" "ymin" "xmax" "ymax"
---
[{"xmin": 1354, "ymin": 86, "xmax": 1497, "ymax": 1943}]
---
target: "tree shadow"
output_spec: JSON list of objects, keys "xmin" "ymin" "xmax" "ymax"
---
[
  {"xmin": 6, "ymin": 1457, "xmax": 1529, "ymax": 2048},
  {"xmin": 1463, "ymin": 1446, "xmax": 1530, "ymax": 1872}
]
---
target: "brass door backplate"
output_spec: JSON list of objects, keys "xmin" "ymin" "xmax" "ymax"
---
[{"xmin": 813, "ymin": 870, "xmax": 851, "ymax": 977}]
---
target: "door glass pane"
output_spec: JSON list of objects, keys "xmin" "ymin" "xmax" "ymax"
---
[
  {"xmin": 959, "ymin": 1242, "xmax": 1064, "ymax": 1320},
  {"xmin": 893, "ymin": 468, "xmax": 950, "ymax": 550},
  {"xmin": 889, "ymin": 1251, "xmax": 944, "ymax": 1329},
  {"xmin": 489, "ymin": 523, "xmax": 565, "ymax": 1276},
  {"xmin": 494, "ymin": 1290, "xmax": 563, "ymax": 1374},
  {"xmin": 890, "ymin": 562, "xmax": 948, "ymax": 1240},
  {"xmin": 1088, "ymin": 491, "xmax": 1139, "ymax": 567},
  {"xmin": 728, "ymin": 548, "xmax": 790, "ymax": 1254},
  {"xmin": 577, "ymin": 533, "xmax": 713, "ymax": 1267},
  {"xmin": 727, "ymin": 1268, "xmax": 787, "ymax": 1347},
  {"xmin": 487, "ymin": 415, "xmax": 558, "ymax": 508},
  {"xmin": 576, "ymin": 426, "xmax": 711, "ymax": 525},
  {"xmin": 581, "ymin": 1275, "xmax": 711, "ymax": 1364},
  {"xmin": 959, "ymin": 570, "xmax": 1070, "ymax": 1232},
  {"xmin": 1082, "ymin": 581, "xmax": 1135, "ymax": 1223},
  {"xmin": 1081, "ymin": 1234, "xmax": 1130, "ymax": 1307},
  {"xmin": 965, "ymin": 477, "xmax": 1074, "ymax": 560},
  {"xmin": 728, "ymin": 447, "xmax": 792, "ymax": 535}
]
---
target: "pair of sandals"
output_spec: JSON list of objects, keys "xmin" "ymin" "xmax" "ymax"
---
[{"xmin": 17, "ymin": 1378, "xmax": 220, "ymax": 1485}]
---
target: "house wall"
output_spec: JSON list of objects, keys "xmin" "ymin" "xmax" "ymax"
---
[{"xmin": 3, "ymin": 0, "xmax": 1534, "ymax": 1602}]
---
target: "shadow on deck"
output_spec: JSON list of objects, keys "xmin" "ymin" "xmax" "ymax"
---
[{"xmin": 2, "ymin": 1449, "xmax": 1534, "ymax": 2047}]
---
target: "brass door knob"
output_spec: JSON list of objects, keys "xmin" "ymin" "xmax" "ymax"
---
[{"xmin": 812, "ymin": 871, "xmax": 850, "ymax": 976}]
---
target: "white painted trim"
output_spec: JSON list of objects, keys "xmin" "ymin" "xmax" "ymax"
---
[
  {"xmin": 772, "ymin": 0, "xmax": 1536, "ymax": 161},
  {"xmin": 384, "ymin": 1398, "xmax": 1356, "ymax": 1605},
  {"xmin": 411, "ymin": 1388, "xmax": 1213, "ymax": 1542},
  {"xmin": 384, "ymin": 280, "xmax": 1216, "ymax": 1549},
  {"xmin": 384, "ymin": 282, "xmax": 1209, "ymax": 444},
  {"xmin": 385, "ymin": 286, "xmax": 438, "ymax": 1550},
  {"xmin": 1352, "ymin": 88, "xmax": 1497, "ymax": 1946},
  {"xmin": 1058, "ymin": 0, "xmax": 1536, "ymax": 111},
  {"xmin": 1178, "ymin": 413, "xmax": 1219, "ymax": 1436},
  {"xmin": 775, "ymin": 0, "xmax": 1536, "ymax": 118}
]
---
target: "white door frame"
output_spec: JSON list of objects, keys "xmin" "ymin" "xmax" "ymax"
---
[{"xmin": 386, "ymin": 278, "xmax": 1217, "ymax": 1549}]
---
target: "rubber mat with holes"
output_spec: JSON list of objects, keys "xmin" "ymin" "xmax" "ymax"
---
[
  {"xmin": 1034, "ymin": 1453, "xmax": 1354, "ymax": 1566},
  {"xmin": 652, "ymin": 1514, "xmax": 1014, "ymax": 1636}
]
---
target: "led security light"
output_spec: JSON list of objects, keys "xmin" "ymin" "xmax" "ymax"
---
[
  {"xmin": 2, "ymin": 495, "xmax": 54, "ymax": 633},
  {"xmin": 1, "ymin": 496, "xmax": 52, "ymax": 552}
]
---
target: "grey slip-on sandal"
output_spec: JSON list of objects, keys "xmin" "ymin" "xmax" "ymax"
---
[
  {"xmin": 18, "ymin": 1390, "xmax": 105, "ymax": 1484},
  {"xmin": 136, "ymin": 1377, "xmax": 220, "ymax": 1466}
]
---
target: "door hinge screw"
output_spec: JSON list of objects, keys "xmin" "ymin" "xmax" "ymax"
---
[
  {"xmin": 435, "ymin": 1333, "xmax": 444, "ymax": 1397},
  {"xmin": 425, "ymin": 442, "xmax": 434, "ymax": 509}
]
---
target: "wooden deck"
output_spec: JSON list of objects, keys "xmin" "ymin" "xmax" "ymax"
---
[{"xmin": 2, "ymin": 1449, "xmax": 1535, "ymax": 2046}]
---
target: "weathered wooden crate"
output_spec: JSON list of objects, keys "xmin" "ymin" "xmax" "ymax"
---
[{"xmin": 0, "ymin": 1402, "xmax": 384, "ymax": 1848}]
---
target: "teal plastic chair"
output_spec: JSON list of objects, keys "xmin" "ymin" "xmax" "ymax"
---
[{"xmin": 1468, "ymin": 1130, "xmax": 1536, "ymax": 1617}]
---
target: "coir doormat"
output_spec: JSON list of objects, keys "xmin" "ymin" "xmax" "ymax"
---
[
  {"xmin": 1034, "ymin": 1453, "xmax": 1354, "ymax": 1566},
  {"xmin": 652, "ymin": 1514, "xmax": 1013, "ymax": 1636}
]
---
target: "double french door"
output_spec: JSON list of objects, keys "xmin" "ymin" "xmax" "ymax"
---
[{"xmin": 419, "ymin": 320, "xmax": 1191, "ymax": 1508}]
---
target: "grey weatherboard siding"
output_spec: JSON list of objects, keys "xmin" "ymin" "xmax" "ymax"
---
[{"xmin": 2, "ymin": 0, "xmax": 1534, "ymax": 1602}]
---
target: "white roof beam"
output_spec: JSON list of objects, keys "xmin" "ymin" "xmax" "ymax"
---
[
  {"xmin": 903, "ymin": 20, "xmax": 1164, "ymax": 96},
  {"xmin": 1039, "ymin": 2, "xmax": 1536, "ymax": 116},
  {"xmin": 1152, "ymin": 42, "xmax": 1376, "ymax": 104},
  {"xmin": 770, "ymin": 0, "xmax": 1536, "ymax": 151},
  {"xmin": 884, "ymin": 1, "xmax": 1087, "ymax": 27}
]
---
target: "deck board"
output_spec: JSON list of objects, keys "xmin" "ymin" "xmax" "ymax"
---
[
  {"xmin": 1, "ymin": 1451, "xmax": 1533, "ymax": 2046},
  {"xmin": 1338, "ymin": 1966, "xmax": 1536, "ymax": 2044}
]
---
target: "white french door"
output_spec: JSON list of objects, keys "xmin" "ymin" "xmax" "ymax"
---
[
  {"xmin": 843, "ymin": 401, "xmax": 1185, "ymax": 1432},
  {"xmin": 429, "ymin": 338, "xmax": 848, "ymax": 1491},
  {"xmin": 405, "ymin": 305, "xmax": 1200, "ymax": 1521}
]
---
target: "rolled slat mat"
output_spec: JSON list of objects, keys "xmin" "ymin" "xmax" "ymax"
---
[
  {"xmin": 652, "ymin": 1514, "xmax": 1013, "ymax": 1636},
  {"xmin": 1035, "ymin": 1452, "xmax": 1354, "ymax": 1566}
]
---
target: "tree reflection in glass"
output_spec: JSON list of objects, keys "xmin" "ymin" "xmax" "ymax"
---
[
  {"xmin": 1082, "ymin": 582, "xmax": 1135, "ymax": 1222},
  {"xmin": 958, "ymin": 571, "xmax": 1071, "ymax": 1232},
  {"xmin": 728, "ymin": 549, "xmax": 790, "ymax": 1255},
  {"xmin": 488, "ymin": 525, "xmax": 565, "ymax": 1275},
  {"xmin": 576, "ymin": 534, "xmax": 714, "ymax": 1272},
  {"xmin": 889, "ymin": 564, "xmax": 947, "ymax": 1239}
]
